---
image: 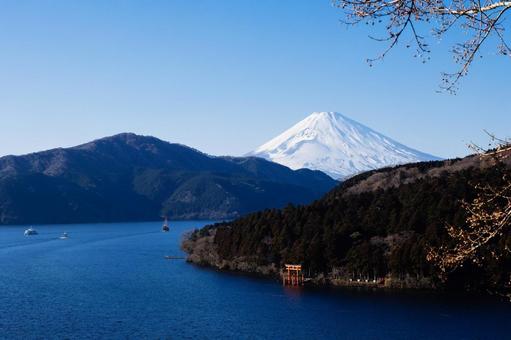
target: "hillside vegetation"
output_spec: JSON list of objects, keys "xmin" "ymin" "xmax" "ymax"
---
[
  {"xmin": 0, "ymin": 133, "xmax": 336, "ymax": 224},
  {"xmin": 183, "ymin": 155, "xmax": 511, "ymax": 291}
]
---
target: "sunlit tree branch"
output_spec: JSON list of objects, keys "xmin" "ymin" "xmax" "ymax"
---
[{"xmin": 427, "ymin": 136, "xmax": 511, "ymax": 298}]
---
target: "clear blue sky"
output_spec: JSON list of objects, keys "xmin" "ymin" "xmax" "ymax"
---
[{"xmin": 0, "ymin": 0, "xmax": 509, "ymax": 159}]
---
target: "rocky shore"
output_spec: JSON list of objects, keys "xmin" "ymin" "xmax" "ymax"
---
[{"xmin": 181, "ymin": 228, "xmax": 436, "ymax": 290}]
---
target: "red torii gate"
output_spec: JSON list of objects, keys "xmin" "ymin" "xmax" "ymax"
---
[{"xmin": 282, "ymin": 264, "xmax": 304, "ymax": 286}]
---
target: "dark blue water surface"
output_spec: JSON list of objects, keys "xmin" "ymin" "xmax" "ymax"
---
[{"xmin": 1, "ymin": 221, "xmax": 510, "ymax": 339}]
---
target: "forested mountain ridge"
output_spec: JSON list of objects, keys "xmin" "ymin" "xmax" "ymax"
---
[
  {"xmin": 183, "ymin": 153, "xmax": 511, "ymax": 291},
  {"xmin": 0, "ymin": 133, "xmax": 337, "ymax": 224}
]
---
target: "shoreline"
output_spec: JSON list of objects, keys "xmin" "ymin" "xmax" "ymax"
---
[
  {"xmin": 185, "ymin": 259, "xmax": 511, "ymax": 303},
  {"xmin": 182, "ymin": 228, "xmax": 438, "ymax": 292},
  {"xmin": 185, "ymin": 257, "xmax": 438, "ymax": 291}
]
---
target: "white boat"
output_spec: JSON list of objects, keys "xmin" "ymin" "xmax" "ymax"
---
[
  {"xmin": 59, "ymin": 232, "xmax": 69, "ymax": 240},
  {"xmin": 162, "ymin": 217, "xmax": 170, "ymax": 232},
  {"xmin": 24, "ymin": 227, "xmax": 38, "ymax": 236}
]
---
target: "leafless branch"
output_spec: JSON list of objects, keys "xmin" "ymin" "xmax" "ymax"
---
[
  {"xmin": 333, "ymin": 0, "xmax": 511, "ymax": 93},
  {"xmin": 427, "ymin": 136, "xmax": 511, "ymax": 298}
]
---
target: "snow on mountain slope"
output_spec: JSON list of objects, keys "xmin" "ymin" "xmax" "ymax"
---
[{"xmin": 248, "ymin": 112, "xmax": 440, "ymax": 180}]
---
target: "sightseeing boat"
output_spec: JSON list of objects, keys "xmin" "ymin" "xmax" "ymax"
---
[{"xmin": 24, "ymin": 227, "xmax": 38, "ymax": 236}]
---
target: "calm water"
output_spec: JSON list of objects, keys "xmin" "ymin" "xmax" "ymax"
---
[{"xmin": 0, "ymin": 221, "xmax": 510, "ymax": 339}]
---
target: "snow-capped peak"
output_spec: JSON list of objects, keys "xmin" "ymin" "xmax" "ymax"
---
[{"xmin": 248, "ymin": 112, "xmax": 440, "ymax": 179}]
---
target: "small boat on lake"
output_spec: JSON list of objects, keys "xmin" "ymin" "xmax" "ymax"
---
[
  {"xmin": 59, "ymin": 232, "xmax": 69, "ymax": 240},
  {"xmin": 162, "ymin": 217, "xmax": 170, "ymax": 232},
  {"xmin": 24, "ymin": 227, "xmax": 38, "ymax": 236}
]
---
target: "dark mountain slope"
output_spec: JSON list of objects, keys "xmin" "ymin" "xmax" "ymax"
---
[
  {"xmin": 0, "ymin": 133, "xmax": 337, "ymax": 224},
  {"xmin": 183, "ymin": 153, "xmax": 511, "ymax": 292}
]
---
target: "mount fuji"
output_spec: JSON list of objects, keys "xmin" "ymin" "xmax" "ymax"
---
[{"xmin": 248, "ymin": 112, "xmax": 440, "ymax": 180}]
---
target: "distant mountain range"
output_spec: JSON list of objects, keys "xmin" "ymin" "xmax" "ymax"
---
[
  {"xmin": 249, "ymin": 112, "xmax": 440, "ymax": 179},
  {"xmin": 0, "ymin": 133, "xmax": 336, "ymax": 225}
]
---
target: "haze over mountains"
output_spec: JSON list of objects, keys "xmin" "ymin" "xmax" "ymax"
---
[
  {"xmin": 0, "ymin": 133, "xmax": 336, "ymax": 225},
  {"xmin": 249, "ymin": 112, "xmax": 440, "ymax": 179}
]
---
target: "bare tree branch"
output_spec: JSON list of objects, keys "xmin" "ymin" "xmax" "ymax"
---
[
  {"xmin": 427, "ymin": 138, "xmax": 511, "ymax": 298},
  {"xmin": 333, "ymin": 0, "xmax": 511, "ymax": 93}
]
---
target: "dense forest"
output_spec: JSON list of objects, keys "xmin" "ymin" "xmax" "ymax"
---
[{"xmin": 184, "ymin": 155, "xmax": 511, "ymax": 292}]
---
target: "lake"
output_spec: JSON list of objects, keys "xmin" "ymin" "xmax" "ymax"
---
[{"xmin": 0, "ymin": 221, "xmax": 510, "ymax": 339}]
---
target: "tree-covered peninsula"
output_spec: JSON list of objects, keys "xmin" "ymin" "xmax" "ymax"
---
[{"xmin": 183, "ymin": 153, "xmax": 511, "ymax": 293}]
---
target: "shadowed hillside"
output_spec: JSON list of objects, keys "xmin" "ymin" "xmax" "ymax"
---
[{"xmin": 0, "ymin": 133, "xmax": 337, "ymax": 224}]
